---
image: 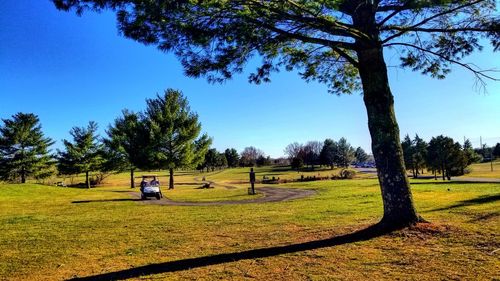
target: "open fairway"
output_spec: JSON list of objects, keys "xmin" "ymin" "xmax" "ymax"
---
[
  {"xmin": 462, "ymin": 161, "xmax": 500, "ymax": 179},
  {"xmin": 0, "ymin": 168, "xmax": 499, "ymax": 280}
]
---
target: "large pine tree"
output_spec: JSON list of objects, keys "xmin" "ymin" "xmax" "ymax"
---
[
  {"xmin": 144, "ymin": 89, "xmax": 211, "ymax": 189},
  {"xmin": 0, "ymin": 113, "xmax": 55, "ymax": 183}
]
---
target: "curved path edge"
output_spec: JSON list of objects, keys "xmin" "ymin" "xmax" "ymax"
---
[{"xmin": 130, "ymin": 186, "xmax": 316, "ymax": 206}]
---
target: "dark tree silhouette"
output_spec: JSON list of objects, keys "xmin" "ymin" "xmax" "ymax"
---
[
  {"xmin": 427, "ymin": 135, "xmax": 466, "ymax": 180},
  {"xmin": 203, "ymin": 148, "xmax": 219, "ymax": 172},
  {"xmin": 493, "ymin": 143, "xmax": 500, "ymax": 159},
  {"xmin": 224, "ymin": 148, "xmax": 240, "ymax": 168},
  {"xmin": 401, "ymin": 135, "xmax": 416, "ymax": 177},
  {"xmin": 355, "ymin": 147, "xmax": 369, "ymax": 163},
  {"xmin": 53, "ymin": 0, "xmax": 499, "ymax": 227},
  {"xmin": 320, "ymin": 139, "xmax": 337, "ymax": 169}
]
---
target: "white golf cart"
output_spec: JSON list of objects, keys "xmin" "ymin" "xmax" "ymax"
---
[{"xmin": 140, "ymin": 175, "xmax": 163, "ymax": 200}]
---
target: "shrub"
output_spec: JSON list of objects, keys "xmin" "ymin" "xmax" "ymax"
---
[{"xmin": 339, "ymin": 169, "xmax": 356, "ymax": 179}]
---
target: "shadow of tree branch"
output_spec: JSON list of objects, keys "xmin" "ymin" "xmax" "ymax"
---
[
  {"xmin": 69, "ymin": 223, "xmax": 392, "ymax": 281},
  {"xmin": 72, "ymin": 199, "xmax": 142, "ymax": 203},
  {"xmin": 426, "ymin": 194, "xmax": 500, "ymax": 212}
]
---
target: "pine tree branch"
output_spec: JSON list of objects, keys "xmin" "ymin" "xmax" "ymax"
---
[
  {"xmin": 382, "ymin": 26, "xmax": 494, "ymax": 33},
  {"xmin": 381, "ymin": 0, "xmax": 486, "ymax": 43},
  {"xmin": 251, "ymin": 19, "xmax": 357, "ymax": 51},
  {"xmin": 377, "ymin": 0, "xmax": 413, "ymax": 26},
  {"xmin": 384, "ymin": 42, "xmax": 499, "ymax": 81},
  {"xmin": 246, "ymin": 0, "xmax": 368, "ymax": 41}
]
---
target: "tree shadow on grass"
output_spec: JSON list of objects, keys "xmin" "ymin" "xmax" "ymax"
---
[
  {"xmin": 427, "ymin": 194, "xmax": 500, "ymax": 212},
  {"xmin": 410, "ymin": 181, "xmax": 495, "ymax": 185},
  {"xmin": 68, "ymin": 223, "xmax": 391, "ymax": 281},
  {"xmin": 467, "ymin": 211, "xmax": 499, "ymax": 222},
  {"xmin": 72, "ymin": 198, "xmax": 142, "ymax": 203}
]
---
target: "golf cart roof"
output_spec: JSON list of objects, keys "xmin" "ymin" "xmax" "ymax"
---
[{"xmin": 142, "ymin": 175, "xmax": 158, "ymax": 178}]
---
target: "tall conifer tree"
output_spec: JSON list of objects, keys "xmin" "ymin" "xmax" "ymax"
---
[
  {"xmin": 104, "ymin": 110, "xmax": 148, "ymax": 188},
  {"xmin": 0, "ymin": 113, "xmax": 55, "ymax": 183},
  {"xmin": 57, "ymin": 121, "xmax": 103, "ymax": 189},
  {"xmin": 144, "ymin": 89, "xmax": 211, "ymax": 189}
]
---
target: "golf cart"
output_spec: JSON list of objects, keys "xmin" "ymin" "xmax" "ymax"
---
[{"xmin": 140, "ymin": 175, "xmax": 163, "ymax": 200}]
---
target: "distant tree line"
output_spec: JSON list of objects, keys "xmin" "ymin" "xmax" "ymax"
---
[
  {"xmin": 197, "ymin": 146, "xmax": 272, "ymax": 172},
  {"xmin": 284, "ymin": 138, "xmax": 369, "ymax": 171},
  {"xmin": 1, "ymin": 108, "xmax": 499, "ymax": 185},
  {"xmin": 401, "ymin": 134, "xmax": 487, "ymax": 180}
]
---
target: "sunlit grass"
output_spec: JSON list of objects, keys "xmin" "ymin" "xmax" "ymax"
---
[
  {"xmin": 462, "ymin": 161, "xmax": 500, "ymax": 178},
  {"xmin": 1, "ymin": 168, "xmax": 499, "ymax": 280}
]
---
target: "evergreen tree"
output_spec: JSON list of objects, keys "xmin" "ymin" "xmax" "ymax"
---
[
  {"xmin": 203, "ymin": 148, "xmax": 219, "ymax": 172},
  {"xmin": 217, "ymin": 152, "xmax": 228, "ymax": 169},
  {"xmin": 290, "ymin": 157, "xmax": 304, "ymax": 171},
  {"xmin": 427, "ymin": 135, "xmax": 466, "ymax": 180},
  {"xmin": 463, "ymin": 139, "xmax": 482, "ymax": 166},
  {"xmin": 256, "ymin": 155, "xmax": 271, "ymax": 167},
  {"xmin": 192, "ymin": 134, "xmax": 212, "ymax": 171},
  {"xmin": 493, "ymin": 143, "xmax": 500, "ymax": 159},
  {"xmin": 413, "ymin": 135, "xmax": 428, "ymax": 177},
  {"xmin": 104, "ymin": 110, "xmax": 149, "ymax": 188},
  {"xmin": 335, "ymin": 138, "xmax": 355, "ymax": 168},
  {"xmin": 144, "ymin": 89, "xmax": 210, "ymax": 189},
  {"xmin": 224, "ymin": 148, "xmax": 240, "ymax": 168},
  {"xmin": 401, "ymin": 135, "xmax": 416, "ymax": 177},
  {"xmin": 0, "ymin": 113, "xmax": 55, "ymax": 183},
  {"xmin": 54, "ymin": 0, "xmax": 499, "ymax": 226},
  {"xmin": 320, "ymin": 139, "xmax": 337, "ymax": 169},
  {"xmin": 57, "ymin": 121, "xmax": 103, "ymax": 188},
  {"xmin": 354, "ymin": 147, "xmax": 369, "ymax": 163}
]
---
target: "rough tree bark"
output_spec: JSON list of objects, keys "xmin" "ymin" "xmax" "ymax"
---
[
  {"xmin": 21, "ymin": 168, "xmax": 26, "ymax": 183},
  {"xmin": 85, "ymin": 171, "xmax": 90, "ymax": 189},
  {"xmin": 169, "ymin": 168, "xmax": 174, "ymax": 190},
  {"xmin": 357, "ymin": 46, "xmax": 421, "ymax": 227},
  {"xmin": 353, "ymin": 6, "xmax": 421, "ymax": 227},
  {"xmin": 130, "ymin": 168, "xmax": 135, "ymax": 188}
]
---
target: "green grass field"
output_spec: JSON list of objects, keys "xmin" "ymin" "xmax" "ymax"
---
[
  {"xmin": 463, "ymin": 161, "xmax": 500, "ymax": 179},
  {"xmin": 0, "ymin": 168, "xmax": 498, "ymax": 280}
]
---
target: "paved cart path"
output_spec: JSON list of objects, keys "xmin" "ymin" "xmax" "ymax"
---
[{"xmin": 131, "ymin": 186, "xmax": 315, "ymax": 206}]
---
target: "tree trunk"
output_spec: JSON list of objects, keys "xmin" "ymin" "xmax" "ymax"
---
[
  {"xmin": 85, "ymin": 171, "xmax": 90, "ymax": 189},
  {"xmin": 130, "ymin": 168, "xmax": 135, "ymax": 188},
  {"xmin": 357, "ymin": 46, "xmax": 421, "ymax": 227},
  {"xmin": 21, "ymin": 167, "xmax": 26, "ymax": 183},
  {"xmin": 169, "ymin": 168, "xmax": 174, "ymax": 189}
]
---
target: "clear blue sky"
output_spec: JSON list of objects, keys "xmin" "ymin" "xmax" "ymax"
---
[{"xmin": 1, "ymin": 1, "xmax": 499, "ymax": 157}]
